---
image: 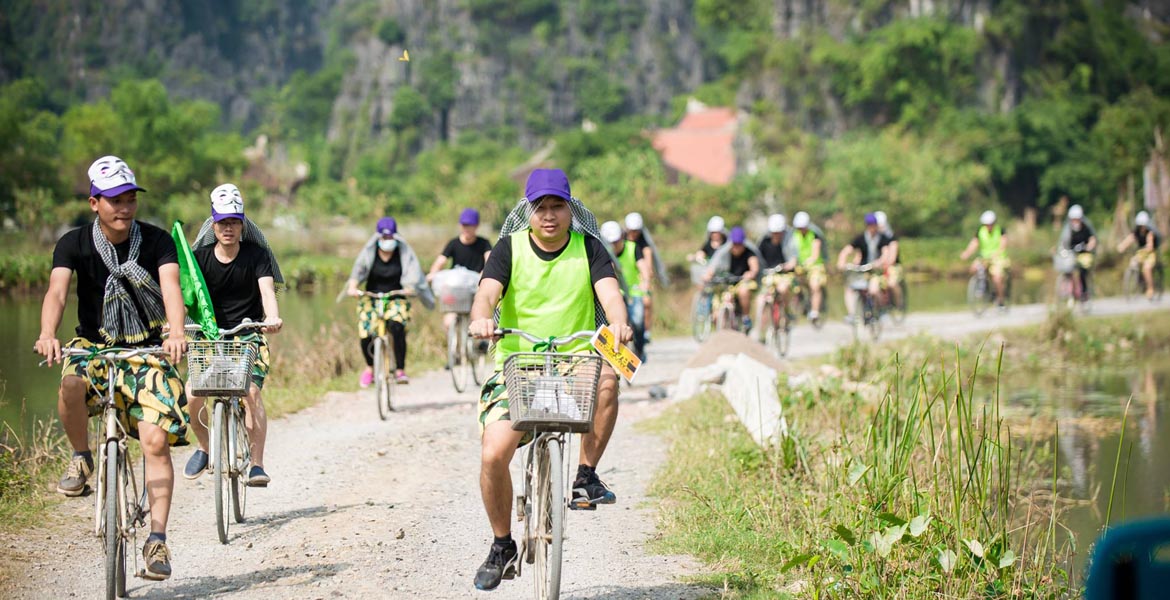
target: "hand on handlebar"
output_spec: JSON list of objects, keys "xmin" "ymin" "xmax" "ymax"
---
[
  {"xmin": 33, "ymin": 336, "xmax": 62, "ymax": 366},
  {"xmin": 469, "ymin": 318, "xmax": 497, "ymax": 340},
  {"xmin": 346, "ymin": 287, "xmax": 363, "ymax": 298},
  {"xmin": 162, "ymin": 337, "xmax": 186, "ymax": 364},
  {"xmin": 262, "ymin": 317, "xmax": 284, "ymax": 334}
]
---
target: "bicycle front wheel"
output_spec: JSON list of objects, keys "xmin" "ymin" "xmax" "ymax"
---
[
  {"xmin": 967, "ymin": 275, "xmax": 989, "ymax": 316},
  {"xmin": 230, "ymin": 401, "xmax": 249, "ymax": 524},
  {"xmin": 104, "ymin": 439, "xmax": 120, "ymax": 600},
  {"xmin": 690, "ymin": 293, "xmax": 711, "ymax": 342},
  {"xmin": 374, "ymin": 337, "xmax": 394, "ymax": 419},
  {"xmin": 213, "ymin": 401, "xmax": 230, "ymax": 544},
  {"xmin": 449, "ymin": 317, "xmax": 470, "ymax": 393},
  {"xmin": 892, "ymin": 280, "xmax": 908, "ymax": 324},
  {"xmin": 532, "ymin": 439, "xmax": 564, "ymax": 600}
]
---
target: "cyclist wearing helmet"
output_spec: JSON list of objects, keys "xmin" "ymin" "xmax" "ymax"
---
[
  {"xmin": 34, "ymin": 155, "xmax": 188, "ymax": 580},
  {"xmin": 1116, "ymin": 211, "xmax": 1162, "ymax": 299},
  {"xmin": 960, "ymin": 210, "xmax": 1010, "ymax": 307},
  {"xmin": 426, "ymin": 207, "xmax": 492, "ymax": 339},
  {"xmin": 1059, "ymin": 204, "xmax": 1098, "ymax": 299},
  {"xmin": 704, "ymin": 226, "xmax": 761, "ymax": 330},
  {"xmin": 874, "ymin": 210, "xmax": 904, "ymax": 310},
  {"xmin": 468, "ymin": 169, "xmax": 632, "ymax": 591},
  {"xmin": 836, "ymin": 213, "xmax": 894, "ymax": 323},
  {"xmin": 790, "ymin": 211, "xmax": 827, "ymax": 322},
  {"xmin": 623, "ymin": 212, "xmax": 667, "ymax": 343},
  {"xmin": 689, "ymin": 215, "xmax": 727, "ymax": 263},
  {"xmin": 755, "ymin": 214, "xmax": 792, "ymax": 333},
  {"xmin": 603, "ymin": 220, "xmax": 648, "ymax": 360}
]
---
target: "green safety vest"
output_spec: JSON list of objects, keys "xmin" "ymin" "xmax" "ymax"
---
[
  {"xmin": 795, "ymin": 230, "xmax": 821, "ymax": 265},
  {"xmin": 497, "ymin": 231, "xmax": 596, "ymax": 369},
  {"xmin": 977, "ymin": 226, "xmax": 1005, "ymax": 259},
  {"xmin": 616, "ymin": 241, "xmax": 644, "ymax": 298}
]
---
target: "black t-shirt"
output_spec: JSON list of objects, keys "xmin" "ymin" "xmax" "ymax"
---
[
  {"xmin": 366, "ymin": 251, "xmax": 404, "ymax": 293},
  {"xmin": 51, "ymin": 221, "xmax": 178, "ymax": 343},
  {"xmin": 728, "ymin": 248, "xmax": 753, "ymax": 277},
  {"xmin": 441, "ymin": 236, "xmax": 492, "ymax": 272},
  {"xmin": 848, "ymin": 232, "xmax": 893, "ymax": 265},
  {"xmin": 1069, "ymin": 224, "xmax": 1096, "ymax": 249},
  {"xmin": 194, "ymin": 242, "xmax": 274, "ymax": 329},
  {"xmin": 1135, "ymin": 226, "xmax": 1160, "ymax": 250},
  {"xmin": 756, "ymin": 235, "xmax": 788, "ymax": 269},
  {"xmin": 885, "ymin": 232, "xmax": 901, "ymax": 264},
  {"xmin": 482, "ymin": 232, "xmax": 615, "ymax": 295},
  {"xmin": 700, "ymin": 237, "xmax": 719, "ymax": 259},
  {"xmin": 631, "ymin": 234, "xmax": 651, "ymax": 261}
]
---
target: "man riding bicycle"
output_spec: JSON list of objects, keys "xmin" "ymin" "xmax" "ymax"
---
[
  {"xmin": 754, "ymin": 214, "xmax": 791, "ymax": 337},
  {"xmin": 183, "ymin": 184, "xmax": 283, "ymax": 487},
  {"xmin": 960, "ymin": 210, "xmax": 1010, "ymax": 309},
  {"xmin": 1117, "ymin": 211, "xmax": 1162, "ymax": 300},
  {"xmin": 790, "ymin": 211, "xmax": 827, "ymax": 323},
  {"xmin": 836, "ymin": 213, "xmax": 894, "ymax": 323},
  {"xmin": 874, "ymin": 210, "xmax": 904, "ymax": 311},
  {"xmin": 602, "ymin": 220, "xmax": 648, "ymax": 360},
  {"xmin": 704, "ymin": 226, "xmax": 761, "ymax": 331},
  {"xmin": 426, "ymin": 207, "xmax": 492, "ymax": 338},
  {"xmin": 688, "ymin": 215, "xmax": 727, "ymax": 263},
  {"xmin": 34, "ymin": 155, "xmax": 188, "ymax": 580},
  {"xmin": 622, "ymin": 212, "xmax": 668, "ymax": 343},
  {"xmin": 468, "ymin": 168, "xmax": 632, "ymax": 591},
  {"xmin": 1059, "ymin": 204, "xmax": 1098, "ymax": 299},
  {"xmin": 345, "ymin": 217, "xmax": 430, "ymax": 385}
]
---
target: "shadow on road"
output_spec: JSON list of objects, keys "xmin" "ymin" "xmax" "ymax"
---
[
  {"xmin": 236, "ymin": 503, "xmax": 353, "ymax": 537},
  {"xmin": 130, "ymin": 562, "xmax": 349, "ymax": 598}
]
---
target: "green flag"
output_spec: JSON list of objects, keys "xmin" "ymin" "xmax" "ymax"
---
[{"xmin": 172, "ymin": 221, "xmax": 219, "ymax": 340}]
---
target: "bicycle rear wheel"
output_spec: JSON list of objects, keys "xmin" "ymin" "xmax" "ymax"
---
[
  {"xmin": 449, "ymin": 317, "xmax": 470, "ymax": 393},
  {"xmin": 230, "ymin": 401, "xmax": 249, "ymax": 524},
  {"xmin": 213, "ymin": 401, "xmax": 230, "ymax": 544},
  {"xmin": 1123, "ymin": 266, "xmax": 1140, "ymax": 302},
  {"xmin": 374, "ymin": 337, "xmax": 394, "ymax": 419},
  {"xmin": 103, "ymin": 439, "xmax": 120, "ymax": 600},
  {"xmin": 532, "ymin": 439, "xmax": 564, "ymax": 600}
]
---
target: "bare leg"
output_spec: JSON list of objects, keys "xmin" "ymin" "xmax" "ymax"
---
[
  {"xmin": 1143, "ymin": 262, "xmax": 1156, "ymax": 298},
  {"xmin": 736, "ymin": 286, "xmax": 752, "ymax": 319},
  {"xmin": 138, "ymin": 422, "xmax": 174, "ymax": 534},
  {"xmin": 245, "ymin": 384, "xmax": 268, "ymax": 467},
  {"xmin": 811, "ymin": 283, "xmax": 823, "ymax": 314},
  {"xmin": 59, "ymin": 375, "xmax": 89, "ymax": 453},
  {"xmin": 580, "ymin": 369, "xmax": 619, "ymax": 468},
  {"xmin": 992, "ymin": 273, "xmax": 1006, "ymax": 303},
  {"xmin": 186, "ymin": 386, "xmax": 209, "ymax": 452},
  {"xmin": 642, "ymin": 293, "xmax": 653, "ymax": 334},
  {"xmin": 480, "ymin": 422, "xmax": 524, "ymax": 537},
  {"xmin": 843, "ymin": 288, "xmax": 857, "ymax": 318}
]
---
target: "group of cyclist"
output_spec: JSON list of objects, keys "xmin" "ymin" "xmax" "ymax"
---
[{"xmin": 29, "ymin": 153, "xmax": 1165, "ymax": 593}]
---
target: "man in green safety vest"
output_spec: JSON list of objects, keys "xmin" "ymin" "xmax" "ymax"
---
[
  {"xmin": 468, "ymin": 168, "xmax": 633, "ymax": 591},
  {"xmin": 601, "ymin": 220, "xmax": 648, "ymax": 360},
  {"xmin": 960, "ymin": 210, "xmax": 1011, "ymax": 308}
]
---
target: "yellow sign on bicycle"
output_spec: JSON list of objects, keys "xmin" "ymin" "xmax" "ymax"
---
[{"xmin": 590, "ymin": 325, "xmax": 642, "ymax": 383}]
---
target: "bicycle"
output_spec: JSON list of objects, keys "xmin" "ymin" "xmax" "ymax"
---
[
  {"xmin": 791, "ymin": 267, "xmax": 826, "ymax": 330},
  {"xmin": 843, "ymin": 263, "xmax": 883, "ymax": 342},
  {"xmin": 688, "ymin": 259, "xmax": 714, "ymax": 342},
  {"xmin": 707, "ymin": 274, "xmax": 745, "ymax": 333},
  {"xmin": 1053, "ymin": 248, "xmax": 1091, "ymax": 311},
  {"xmin": 759, "ymin": 265, "xmax": 796, "ymax": 357},
  {"xmin": 967, "ymin": 261, "xmax": 1011, "ymax": 316},
  {"xmin": 1122, "ymin": 256, "xmax": 1164, "ymax": 302},
  {"xmin": 185, "ymin": 320, "xmax": 274, "ymax": 544},
  {"xmin": 46, "ymin": 346, "xmax": 170, "ymax": 600},
  {"xmin": 356, "ymin": 290, "xmax": 411, "ymax": 419},
  {"xmin": 434, "ymin": 268, "xmax": 485, "ymax": 392},
  {"xmin": 497, "ymin": 327, "xmax": 604, "ymax": 600}
]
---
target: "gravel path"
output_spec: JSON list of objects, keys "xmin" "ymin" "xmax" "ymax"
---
[{"xmin": 2, "ymin": 295, "xmax": 1165, "ymax": 599}]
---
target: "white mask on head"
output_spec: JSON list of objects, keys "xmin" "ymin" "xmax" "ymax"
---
[{"xmin": 378, "ymin": 239, "xmax": 397, "ymax": 253}]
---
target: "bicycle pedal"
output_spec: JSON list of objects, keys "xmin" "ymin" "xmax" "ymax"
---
[{"xmin": 568, "ymin": 500, "xmax": 597, "ymax": 511}]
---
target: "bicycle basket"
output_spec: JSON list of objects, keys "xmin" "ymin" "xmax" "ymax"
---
[
  {"xmin": 1053, "ymin": 251, "xmax": 1077, "ymax": 274},
  {"xmin": 690, "ymin": 263, "xmax": 708, "ymax": 285},
  {"xmin": 433, "ymin": 269, "xmax": 479, "ymax": 313},
  {"xmin": 503, "ymin": 352, "xmax": 603, "ymax": 433},
  {"xmin": 186, "ymin": 340, "xmax": 258, "ymax": 397},
  {"xmin": 847, "ymin": 273, "xmax": 870, "ymax": 291}
]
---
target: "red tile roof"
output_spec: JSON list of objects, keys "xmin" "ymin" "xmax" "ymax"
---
[{"xmin": 652, "ymin": 107, "xmax": 738, "ymax": 185}]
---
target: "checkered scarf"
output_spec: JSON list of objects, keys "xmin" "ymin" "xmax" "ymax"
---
[{"xmin": 92, "ymin": 219, "xmax": 167, "ymax": 344}]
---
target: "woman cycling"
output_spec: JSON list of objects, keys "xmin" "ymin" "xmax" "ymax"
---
[{"xmin": 344, "ymin": 217, "xmax": 431, "ymax": 385}]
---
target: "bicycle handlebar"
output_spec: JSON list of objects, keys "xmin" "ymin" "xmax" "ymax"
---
[
  {"xmin": 184, "ymin": 319, "xmax": 280, "ymax": 336},
  {"xmin": 359, "ymin": 290, "xmax": 413, "ymax": 299},
  {"xmin": 38, "ymin": 346, "xmax": 168, "ymax": 367},
  {"xmin": 494, "ymin": 328, "xmax": 595, "ymax": 347},
  {"xmin": 761, "ymin": 265, "xmax": 796, "ymax": 275},
  {"xmin": 842, "ymin": 263, "xmax": 878, "ymax": 273}
]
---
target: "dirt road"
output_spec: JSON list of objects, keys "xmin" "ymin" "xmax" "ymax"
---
[{"xmin": 2, "ymin": 295, "xmax": 1165, "ymax": 599}]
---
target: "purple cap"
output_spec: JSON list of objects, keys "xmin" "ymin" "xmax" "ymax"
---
[
  {"xmin": 864, "ymin": 213, "xmax": 878, "ymax": 225},
  {"xmin": 459, "ymin": 208, "xmax": 480, "ymax": 226},
  {"xmin": 376, "ymin": 217, "xmax": 397, "ymax": 236},
  {"xmin": 730, "ymin": 226, "xmax": 746, "ymax": 244},
  {"xmin": 524, "ymin": 168, "xmax": 571, "ymax": 202},
  {"xmin": 87, "ymin": 156, "xmax": 146, "ymax": 198}
]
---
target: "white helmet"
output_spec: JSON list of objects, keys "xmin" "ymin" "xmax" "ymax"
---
[
  {"xmin": 624, "ymin": 212, "xmax": 644, "ymax": 231},
  {"xmin": 1135, "ymin": 211, "xmax": 1151, "ymax": 227},
  {"xmin": 1067, "ymin": 204, "xmax": 1084, "ymax": 220},
  {"xmin": 980, "ymin": 210, "xmax": 996, "ymax": 225},
  {"xmin": 706, "ymin": 215, "xmax": 725, "ymax": 233},
  {"xmin": 767, "ymin": 213, "xmax": 787, "ymax": 233},
  {"xmin": 792, "ymin": 211, "xmax": 810, "ymax": 229},
  {"xmin": 874, "ymin": 210, "xmax": 888, "ymax": 228},
  {"xmin": 600, "ymin": 220, "xmax": 624, "ymax": 244}
]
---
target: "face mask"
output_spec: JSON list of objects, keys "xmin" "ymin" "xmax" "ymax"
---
[
  {"xmin": 378, "ymin": 239, "xmax": 397, "ymax": 252},
  {"xmin": 1071, "ymin": 222, "xmax": 1082, "ymax": 232}
]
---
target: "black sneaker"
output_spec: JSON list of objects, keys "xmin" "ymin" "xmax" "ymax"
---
[
  {"xmin": 473, "ymin": 540, "xmax": 518, "ymax": 591},
  {"xmin": 141, "ymin": 539, "xmax": 172, "ymax": 581},
  {"xmin": 57, "ymin": 454, "xmax": 93, "ymax": 496},
  {"xmin": 571, "ymin": 471, "xmax": 617, "ymax": 509}
]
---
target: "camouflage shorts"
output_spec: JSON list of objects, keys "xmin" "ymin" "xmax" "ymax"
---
[
  {"xmin": 227, "ymin": 331, "xmax": 271, "ymax": 389},
  {"xmin": 61, "ymin": 338, "xmax": 189, "ymax": 447},
  {"xmin": 358, "ymin": 296, "xmax": 411, "ymax": 339},
  {"xmin": 478, "ymin": 371, "xmax": 535, "ymax": 447}
]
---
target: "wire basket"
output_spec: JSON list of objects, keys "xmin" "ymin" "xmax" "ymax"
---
[
  {"xmin": 690, "ymin": 263, "xmax": 708, "ymax": 285},
  {"xmin": 847, "ymin": 273, "xmax": 871, "ymax": 291},
  {"xmin": 434, "ymin": 268, "xmax": 480, "ymax": 313},
  {"xmin": 187, "ymin": 340, "xmax": 258, "ymax": 397},
  {"xmin": 1053, "ymin": 250, "xmax": 1077, "ymax": 274},
  {"xmin": 503, "ymin": 352, "xmax": 603, "ymax": 433}
]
